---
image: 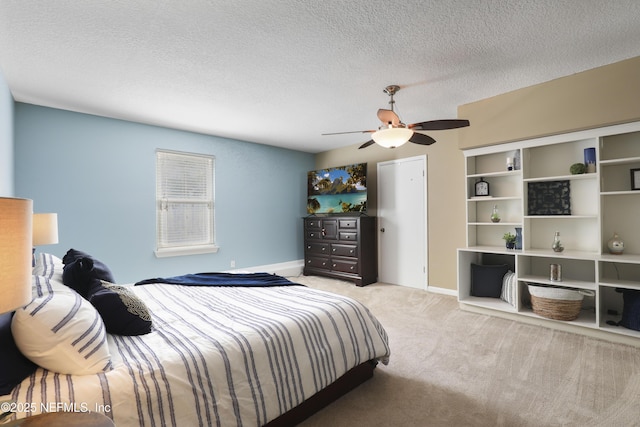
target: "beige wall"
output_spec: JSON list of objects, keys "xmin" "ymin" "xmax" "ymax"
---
[
  {"xmin": 314, "ymin": 132, "xmax": 466, "ymax": 291},
  {"xmin": 315, "ymin": 55, "xmax": 640, "ymax": 292},
  {"xmin": 458, "ymin": 56, "xmax": 640, "ymax": 149}
]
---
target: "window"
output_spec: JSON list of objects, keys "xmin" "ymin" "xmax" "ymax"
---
[{"xmin": 155, "ymin": 150, "xmax": 217, "ymax": 257}]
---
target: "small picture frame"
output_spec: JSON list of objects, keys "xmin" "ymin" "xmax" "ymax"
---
[{"xmin": 632, "ymin": 168, "xmax": 640, "ymax": 191}]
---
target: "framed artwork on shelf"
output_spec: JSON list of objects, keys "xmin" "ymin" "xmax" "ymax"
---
[
  {"xmin": 631, "ymin": 168, "xmax": 640, "ymax": 191},
  {"xmin": 527, "ymin": 180, "xmax": 571, "ymax": 215}
]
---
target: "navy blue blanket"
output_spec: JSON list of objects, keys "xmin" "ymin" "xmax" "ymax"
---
[{"xmin": 134, "ymin": 272, "xmax": 299, "ymax": 287}]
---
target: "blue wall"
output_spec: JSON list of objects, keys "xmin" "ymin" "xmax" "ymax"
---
[
  {"xmin": 14, "ymin": 104, "xmax": 314, "ymax": 282},
  {"xmin": 0, "ymin": 69, "xmax": 13, "ymax": 196}
]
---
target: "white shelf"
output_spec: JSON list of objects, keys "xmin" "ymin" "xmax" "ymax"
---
[
  {"xmin": 520, "ymin": 248, "xmax": 600, "ymax": 260},
  {"xmin": 468, "ymin": 222, "xmax": 522, "ymax": 226},
  {"xmin": 523, "ymin": 173, "xmax": 597, "ymax": 182},
  {"xmin": 524, "ymin": 215, "xmax": 598, "ymax": 220},
  {"xmin": 519, "ymin": 275, "xmax": 597, "ymax": 290},
  {"xmin": 599, "ymin": 156, "xmax": 640, "ymax": 166},
  {"xmin": 518, "ymin": 308, "xmax": 597, "ymax": 329},
  {"xmin": 468, "ymin": 196, "xmax": 521, "ymax": 201},
  {"xmin": 599, "ymin": 279, "xmax": 640, "ymax": 290},
  {"xmin": 601, "ymin": 190, "xmax": 640, "ymax": 196},
  {"xmin": 467, "ymin": 170, "xmax": 521, "ymax": 179},
  {"xmin": 464, "ymin": 245, "xmax": 522, "ymax": 254},
  {"xmin": 459, "ymin": 123, "xmax": 640, "ymax": 344}
]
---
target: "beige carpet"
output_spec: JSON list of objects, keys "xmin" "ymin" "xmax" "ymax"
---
[{"xmin": 290, "ymin": 275, "xmax": 640, "ymax": 427}]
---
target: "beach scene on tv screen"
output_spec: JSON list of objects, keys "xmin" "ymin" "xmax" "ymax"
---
[{"xmin": 307, "ymin": 164, "xmax": 367, "ymax": 214}]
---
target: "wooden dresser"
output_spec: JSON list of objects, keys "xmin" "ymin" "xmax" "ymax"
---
[{"xmin": 303, "ymin": 215, "xmax": 377, "ymax": 286}]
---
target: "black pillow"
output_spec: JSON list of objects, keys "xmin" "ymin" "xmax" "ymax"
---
[
  {"xmin": 0, "ymin": 312, "xmax": 37, "ymax": 394},
  {"xmin": 62, "ymin": 249, "xmax": 115, "ymax": 298},
  {"xmin": 89, "ymin": 280, "xmax": 153, "ymax": 336},
  {"xmin": 470, "ymin": 263, "xmax": 510, "ymax": 298}
]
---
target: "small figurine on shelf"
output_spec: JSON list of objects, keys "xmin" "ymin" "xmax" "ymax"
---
[
  {"xmin": 551, "ymin": 231, "xmax": 564, "ymax": 253},
  {"xmin": 503, "ymin": 232, "xmax": 516, "ymax": 249},
  {"xmin": 490, "ymin": 205, "xmax": 501, "ymax": 223}
]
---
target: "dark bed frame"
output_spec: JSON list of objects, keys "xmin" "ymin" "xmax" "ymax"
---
[{"xmin": 264, "ymin": 359, "xmax": 378, "ymax": 426}]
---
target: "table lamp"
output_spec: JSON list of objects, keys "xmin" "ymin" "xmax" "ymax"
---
[
  {"xmin": 32, "ymin": 213, "xmax": 59, "ymax": 266},
  {"xmin": 0, "ymin": 197, "xmax": 33, "ymax": 314}
]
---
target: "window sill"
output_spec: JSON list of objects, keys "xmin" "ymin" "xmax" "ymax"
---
[{"xmin": 154, "ymin": 245, "xmax": 219, "ymax": 258}]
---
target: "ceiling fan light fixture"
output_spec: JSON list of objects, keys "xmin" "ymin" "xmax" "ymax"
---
[{"xmin": 371, "ymin": 127, "xmax": 413, "ymax": 148}]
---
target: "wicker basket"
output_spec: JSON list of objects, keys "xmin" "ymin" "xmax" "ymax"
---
[{"xmin": 528, "ymin": 284, "xmax": 584, "ymax": 321}]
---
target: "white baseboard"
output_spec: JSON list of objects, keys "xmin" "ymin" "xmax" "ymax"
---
[
  {"xmin": 231, "ymin": 262, "xmax": 457, "ymax": 297},
  {"xmin": 427, "ymin": 285, "xmax": 457, "ymax": 297},
  {"xmin": 230, "ymin": 259, "xmax": 304, "ymax": 277}
]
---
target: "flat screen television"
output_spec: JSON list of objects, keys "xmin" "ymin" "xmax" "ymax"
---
[{"xmin": 307, "ymin": 163, "xmax": 367, "ymax": 214}]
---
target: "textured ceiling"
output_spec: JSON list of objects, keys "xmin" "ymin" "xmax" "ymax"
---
[{"xmin": 1, "ymin": 1, "xmax": 640, "ymax": 153}]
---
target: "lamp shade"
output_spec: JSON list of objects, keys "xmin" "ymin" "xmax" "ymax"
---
[
  {"xmin": 33, "ymin": 213, "xmax": 59, "ymax": 246},
  {"xmin": 371, "ymin": 127, "xmax": 413, "ymax": 148},
  {"xmin": 0, "ymin": 197, "xmax": 33, "ymax": 313}
]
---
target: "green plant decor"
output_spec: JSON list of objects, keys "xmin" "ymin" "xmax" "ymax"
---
[
  {"xmin": 502, "ymin": 232, "xmax": 516, "ymax": 243},
  {"xmin": 570, "ymin": 162, "xmax": 586, "ymax": 174}
]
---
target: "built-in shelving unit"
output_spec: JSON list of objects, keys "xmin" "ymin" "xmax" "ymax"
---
[{"xmin": 458, "ymin": 122, "xmax": 640, "ymax": 344}]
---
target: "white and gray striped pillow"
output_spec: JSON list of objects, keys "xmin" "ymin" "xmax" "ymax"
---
[
  {"xmin": 11, "ymin": 275, "xmax": 112, "ymax": 375},
  {"xmin": 32, "ymin": 252, "xmax": 64, "ymax": 283},
  {"xmin": 501, "ymin": 270, "xmax": 517, "ymax": 308}
]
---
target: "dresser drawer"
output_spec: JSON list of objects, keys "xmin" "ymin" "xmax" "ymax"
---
[
  {"xmin": 331, "ymin": 259, "xmax": 358, "ymax": 274},
  {"xmin": 306, "ymin": 256, "xmax": 330, "ymax": 269},
  {"xmin": 305, "ymin": 219, "xmax": 323, "ymax": 229},
  {"xmin": 306, "ymin": 230, "xmax": 323, "ymax": 240},
  {"xmin": 331, "ymin": 244, "xmax": 358, "ymax": 257},
  {"xmin": 338, "ymin": 219, "xmax": 357, "ymax": 229},
  {"xmin": 306, "ymin": 242, "xmax": 330, "ymax": 255},
  {"xmin": 339, "ymin": 231, "xmax": 358, "ymax": 241}
]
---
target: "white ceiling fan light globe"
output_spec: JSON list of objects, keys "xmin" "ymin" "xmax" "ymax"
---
[{"xmin": 371, "ymin": 127, "xmax": 413, "ymax": 148}]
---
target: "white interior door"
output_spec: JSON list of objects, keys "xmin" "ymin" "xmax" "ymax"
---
[{"xmin": 377, "ymin": 155, "xmax": 427, "ymax": 289}]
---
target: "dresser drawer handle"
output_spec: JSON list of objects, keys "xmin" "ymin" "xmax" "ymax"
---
[
  {"xmin": 350, "ymin": 266, "xmax": 355, "ymax": 270},
  {"xmin": 332, "ymin": 264, "xmax": 337, "ymax": 268}
]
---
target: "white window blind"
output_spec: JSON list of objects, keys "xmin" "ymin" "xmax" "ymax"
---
[{"xmin": 155, "ymin": 150, "xmax": 217, "ymax": 257}]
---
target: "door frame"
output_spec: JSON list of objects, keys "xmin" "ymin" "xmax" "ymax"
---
[{"xmin": 376, "ymin": 154, "xmax": 428, "ymax": 290}]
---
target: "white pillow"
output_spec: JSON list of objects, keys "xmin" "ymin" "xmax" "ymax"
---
[
  {"xmin": 500, "ymin": 270, "xmax": 517, "ymax": 308},
  {"xmin": 30, "ymin": 274, "xmax": 73, "ymax": 296},
  {"xmin": 32, "ymin": 253, "xmax": 64, "ymax": 282},
  {"xmin": 12, "ymin": 276, "xmax": 112, "ymax": 375}
]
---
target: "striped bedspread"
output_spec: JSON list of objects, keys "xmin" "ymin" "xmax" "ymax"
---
[{"xmin": 10, "ymin": 283, "xmax": 390, "ymax": 426}]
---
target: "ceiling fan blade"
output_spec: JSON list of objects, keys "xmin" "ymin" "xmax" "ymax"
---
[
  {"xmin": 358, "ymin": 140, "xmax": 376, "ymax": 149},
  {"xmin": 377, "ymin": 109, "xmax": 400, "ymax": 126},
  {"xmin": 409, "ymin": 132, "xmax": 437, "ymax": 146},
  {"xmin": 409, "ymin": 119, "xmax": 470, "ymax": 131},
  {"xmin": 322, "ymin": 130, "xmax": 375, "ymax": 136}
]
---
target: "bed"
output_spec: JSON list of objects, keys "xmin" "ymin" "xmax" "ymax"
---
[{"xmin": 2, "ymin": 252, "xmax": 390, "ymax": 426}]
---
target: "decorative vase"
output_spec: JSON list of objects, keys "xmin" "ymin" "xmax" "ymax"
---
[
  {"xmin": 607, "ymin": 232, "xmax": 624, "ymax": 255},
  {"xmin": 584, "ymin": 147, "xmax": 596, "ymax": 173},
  {"xmin": 506, "ymin": 241, "xmax": 515, "ymax": 250},
  {"xmin": 490, "ymin": 205, "xmax": 501, "ymax": 223},
  {"xmin": 551, "ymin": 231, "xmax": 564, "ymax": 253},
  {"xmin": 515, "ymin": 227, "xmax": 522, "ymax": 250}
]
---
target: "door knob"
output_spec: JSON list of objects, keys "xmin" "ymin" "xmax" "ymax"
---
[{"xmin": 380, "ymin": 228, "xmax": 385, "ymax": 232}]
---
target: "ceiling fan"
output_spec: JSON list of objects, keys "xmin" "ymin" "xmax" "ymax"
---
[{"xmin": 322, "ymin": 85, "xmax": 470, "ymax": 149}]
